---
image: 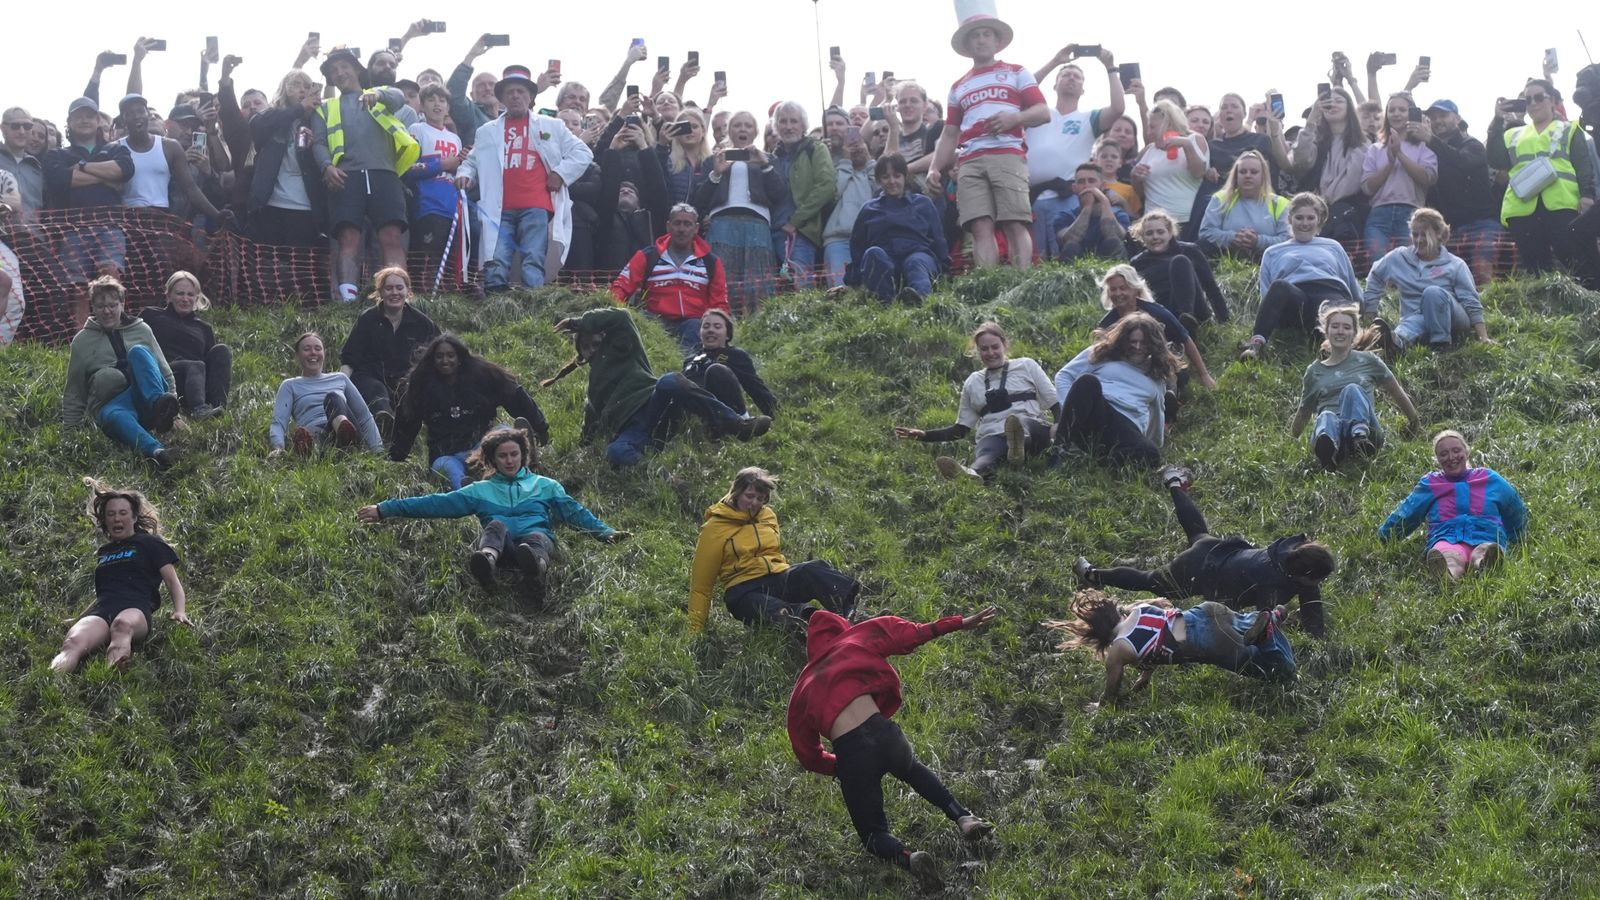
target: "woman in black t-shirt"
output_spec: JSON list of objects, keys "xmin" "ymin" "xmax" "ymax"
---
[{"xmin": 50, "ymin": 479, "xmax": 192, "ymax": 673}]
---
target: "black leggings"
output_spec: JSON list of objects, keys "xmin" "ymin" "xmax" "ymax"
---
[
  {"xmin": 1251, "ymin": 279, "xmax": 1349, "ymax": 343},
  {"xmin": 696, "ymin": 362, "xmax": 747, "ymax": 415},
  {"xmin": 168, "ymin": 344, "xmax": 233, "ymax": 410},
  {"xmin": 971, "ymin": 417, "xmax": 1051, "ymax": 476},
  {"xmin": 723, "ymin": 559, "xmax": 860, "ymax": 627},
  {"xmin": 476, "ymin": 520, "xmax": 554, "ymax": 567},
  {"xmin": 1055, "ymin": 374, "xmax": 1161, "ymax": 469},
  {"xmin": 351, "ymin": 371, "xmax": 395, "ymax": 417},
  {"xmin": 1095, "ymin": 486, "xmax": 1215, "ymax": 595},
  {"xmin": 833, "ymin": 714, "xmax": 968, "ymax": 862},
  {"xmin": 1155, "ymin": 253, "xmax": 1202, "ymax": 320}
]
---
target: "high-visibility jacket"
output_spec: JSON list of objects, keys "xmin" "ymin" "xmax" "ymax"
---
[
  {"xmin": 1501, "ymin": 120, "xmax": 1580, "ymax": 223},
  {"xmin": 319, "ymin": 92, "xmax": 419, "ymax": 175}
]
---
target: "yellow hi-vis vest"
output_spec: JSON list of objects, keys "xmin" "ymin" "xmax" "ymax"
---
[
  {"xmin": 319, "ymin": 91, "xmax": 420, "ymax": 175},
  {"xmin": 1501, "ymin": 120, "xmax": 1580, "ymax": 224}
]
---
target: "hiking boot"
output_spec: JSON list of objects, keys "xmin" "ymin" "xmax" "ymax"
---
[
  {"xmin": 957, "ymin": 815, "xmax": 994, "ymax": 841},
  {"xmin": 729, "ymin": 415, "xmax": 772, "ymax": 442},
  {"xmin": 146, "ymin": 448, "xmax": 174, "ymax": 471},
  {"xmin": 292, "ymin": 426, "xmax": 316, "ymax": 457},
  {"xmin": 895, "ymin": 285, "xmax": 925, "ymax": 306},
  {"xmin": 374, "ymin": 409, "xmax": 395, "ymax": 442},
  {"xmin": 1349, "ymin": 425, "xmax": 1376, "ymax": 459},
  {"xmin": 1004, "ymin": 414, "xmax": 1027, "ymax": 464},
  {"xmin": 467, "ymin": 549, "xmax": 498, "ymax": 590},
  {"xmin": 334, "ymin": 416, "xmax": 360, "ymax": 448},
  {"xmin": 1160, "ymin": 465, "xmax": 1193, "ymax": 491},
  {"xmin": 1313, "ymin": 433, "xmax": 1338, "ymax": 471},
  {"xmin": 907, "ymin": 851, "xmax": 943, "ymax": 891},
  {"xmin": 147, "ymin": 392, "xmax": 180, "ymax": 433},
  {"xmin": 513, "ymin": 541, "xmax": 549, "ymax": 606},
  {"xmin": 1072, "ymin": 556, "xmax": 1098, "ymax": 586},
  {"xmin": 934, "ymin": 456, "xmax": 982, "ymax": 482},
  {"xmin": 1178, "ymin": 312, "xmax": 1201, "ymax": 336}
]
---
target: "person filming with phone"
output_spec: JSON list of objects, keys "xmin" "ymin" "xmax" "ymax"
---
[{"xmin": 1486, "ymin": 79, "xmax": 1600, "ymax": 282}]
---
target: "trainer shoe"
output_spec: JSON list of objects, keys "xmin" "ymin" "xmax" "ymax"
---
[
  {"xmin": 1178, "ymin": 312, "xmax": 1201, "ymax": 336},
  {"xmin": 730, "ymin": 415, "xmax": 772, "ymax": 442},
  {"xmin": 147, "ymin": 392, "xmax": 180, "ymax": 433},
  {"xmin": 957, "ymin": 814, "xmax": 995, "ymax": 840},
  {"xmin": 1072, "ymin": 556, "xmax": 1097, "ymax": 586},
  {"xmin": 1425, "ymin": 548, "xmax": 1450, "ymax": 578},
  {"xmin": 512, "ymin": 416, "xmax": 535, "ymax": 437},
  {"xmin": 467, "ymin": 549, "xmax": 498, "ymax": 590},
  {"xmin": 292, "ymin": 426, "xmax": 316, "ymax": 457},
  {"xmin": 513, "ymin": 542, "xmax": 549, "ymax": 606},
  {"xmin": 1314, "ymin": 433, "xmax": 1338, "ymax": 471},
  {"xmin": 1004, "ymin": 414, "xmax": 1027, "ymax": 464},
  {"xmin": 1474, "ymin": 543, "xmax": 1503, "ymax": 571},
  {"xmin": 1238, "ymin": 338, "xmax": 1265, "ymax": 362},
  {"xmin": 146, "ymin": 448, "xmax": 174, "ymax": 471},
  {"xmin": 907, "ymin": 851, "xmax": 943, "ymax": 891},
  {"xmin": 934, "ymin": 456, "xmax": 982, "ymax": 482},
  {"xmin": 895, "ymin": 285, "xmax": 925, "ymax": 306},
  {"xmin": 1160, "ymin": 465, "xmax": 1193, "ymax": 491},
  {"xmin": 334, "ymin": 417, "xmax": 360, "ymax": 448},
  {"xmin": 1350, "ymin": 425, "xmax": 1377, "ymax": 459}
]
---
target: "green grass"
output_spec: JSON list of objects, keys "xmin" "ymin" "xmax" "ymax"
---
[{"xmin": 3, "ymin": 262, "xmax": 1600, "ymax": 897}]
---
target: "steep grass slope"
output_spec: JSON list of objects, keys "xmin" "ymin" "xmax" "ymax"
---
[{"xmin": 3, "ymin": 264, "xmax": 1599, "ymax": 898}]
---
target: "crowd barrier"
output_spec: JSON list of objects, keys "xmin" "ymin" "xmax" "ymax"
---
[{"xmin": 0, "ymin": 208, "xmax": 1524, "ymax": 346}]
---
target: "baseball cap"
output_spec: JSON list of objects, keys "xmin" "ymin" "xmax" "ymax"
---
[
  {"xmin": 67, "ymin": 97, "xmax": 99, "ymax": 117},
  {"xmin": 1426, "ymin": 99, "xmax": 1459, "ymax": 115}
]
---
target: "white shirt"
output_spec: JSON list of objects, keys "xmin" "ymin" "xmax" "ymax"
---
[{"xmin": 956, "ymin": 357, "xmax": 1057, "ymax": 441}]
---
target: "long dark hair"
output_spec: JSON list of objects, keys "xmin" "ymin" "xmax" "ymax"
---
[
  {"xmin": 83, "ymin": 476, "xmax": 162, "ymax": 536},
  {"xmin": 1089, "ymin": 313, "xmax": 1184, "ymax": 382},
  {"xmin": 400, "ymin": 333, "xmax": 520, "ymax": 421},
  {"xmin": 1044, "ymin": 590, "xmax": 1171, "ymax": 658}
]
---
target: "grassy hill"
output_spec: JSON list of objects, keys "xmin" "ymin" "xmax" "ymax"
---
[{"xmin": 3, "ymin": 262, "xmax": 1600, "ymax": 898}]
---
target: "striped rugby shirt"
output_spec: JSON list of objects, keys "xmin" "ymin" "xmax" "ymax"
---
[{"xmin": 945, "ymin": 61, "xmax": 1047, "ymax": 161}]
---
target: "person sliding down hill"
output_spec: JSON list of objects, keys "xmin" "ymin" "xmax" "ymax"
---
[
  {"xmin": 687, "ymin": 467, "xmax": 861, "ymax": 633},
  {"xmin": 786, "ymin": 604, "xmax": 998, "ymax": 892},
  {"xmin": 543, "ymin": 308, "xmax": 771, "ymax": 467},
  {"xmin": 1048, "ymin": 589, "xmax": 1295, "ymax": 713},
  {"xmin": 1072, "ymin": 466, "xmax": 1336, "ymax": 637},
  {"xmin": 357, "ymin": 426, "xmax": 626, "ymax": 604}
]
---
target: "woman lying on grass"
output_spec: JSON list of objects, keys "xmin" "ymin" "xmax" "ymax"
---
[
  {"xmin": 1049, "ymin": 589, "xmax": 1294, "ymax": 713},
  {"xmin": 1073, "ymin": 468, "xmax": 1335, "ymax": 636},
  {"xmin": 893, "ymin": 321, "xmax": 1057, "ymax": 483},
  {"xmin": 787, "ymin": 604, "xmax": 998, "ymax": 891},
  {"xmin": 1379, "ymin": 429, "xmax": 1528, "ymax": 580},
  {"xmin": 688, "ymin": 467, "xmax": 860, "ymax": 633},
  {"xmin": 51, "ymin": 478, "xmax": 192, "ymax": 672},
  {"xmin": 358, "ymin": 427, "xmax": 626, "ymax": 605},
  {"xmin": 268, "ymin": 332, "xmax": 382, "ymax": 458}
]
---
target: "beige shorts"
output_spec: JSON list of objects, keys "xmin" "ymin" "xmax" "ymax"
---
[{"xmin": 955, "ymin": 153, "xmax": 1032, "ymax": 226}]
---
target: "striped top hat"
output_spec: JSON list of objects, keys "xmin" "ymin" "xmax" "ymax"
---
[{"xmin": 496, "ymin": 65, "xmax": 539, "ymax": 101}]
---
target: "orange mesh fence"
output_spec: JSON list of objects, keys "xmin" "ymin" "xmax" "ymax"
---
[{"xmin": 0, "ymin": 209, "xmax": 1523, "ymax": 346}]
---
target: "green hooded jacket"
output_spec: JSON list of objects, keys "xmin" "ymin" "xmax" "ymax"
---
[{"xmin": 62, "ymin": 314, "xmax": 175, "ymax": 428}]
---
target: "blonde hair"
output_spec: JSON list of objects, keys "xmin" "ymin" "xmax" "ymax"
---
[
  {"xmin": 164, "ymin": 270, "xmax": 210, "ymax": 310},
  {"xmin": 722, "ymin": 466, "xmax": 778, "ymax": 505},
  {"xmin": 368, "ymin": 266, "xmax": 411, "ymax": 304},
  {"xmin": 272, "ymin": 69, "xmax": 315, "ymax": 110},
  {"xmin": 1409, "ymin": 207, "xmax": 1450, "ymax": 259},
  {"xmin": 1432, "ymin": 429, "xmax": 1469, "ymax": 453},
  {"xmin": 668, "ymin": 108, "xmax": 711, "ymax": 175},
  {"xmin": 1318, "ymin": 303, "xmax": 1361, "ymax": 354},
  {"xmin": 1131, "ymin": 208, "xmax": 1179, "ymax": 245},
  {"xmin": 1098, "ymin": 264, "xmax": 1153, "ymax": 310},
  {"xmin": 1149, "ymin": 100, "xmax": 1192, "ymax": 138},
  {"xmin": 1215, "ymin": 150, "xmax": 1274, "ymax": 210}
]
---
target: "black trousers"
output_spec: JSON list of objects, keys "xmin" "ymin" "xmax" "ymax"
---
[
  {"xmin": 475, "ymin": 521, "xmax": 553, "ymax": 567},
  {"xmin": 1096, "ymin": 486, "xmax": 1215, "ymax": 595},
  {"xmin": 833, "ymin": 714, "xmax": 968, "ymax": 862},
  {"xmin": 1055, "ymin": 374, "xmax": 1161, "ymax": 469},
  {"xmin": 1251, "ymin": 279, "xmax": 1348, "ymax": 343},
  {"xmin": 723, "ymin": 559, "xmax": 860, "ymax": 627},
  {"xmin": 168, "ymin": 345, "xmax": 233, "ymax": 410},
  {"xmin": 350, "ymin": 371, "xmax": 394, "ymax": 417}
]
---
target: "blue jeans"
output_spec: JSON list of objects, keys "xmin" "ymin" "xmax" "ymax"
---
[
  {"xmin": 432, "ymin": 450, "xmax": 473, "ymax": 489},
  {"xmin": 1180, "ymin": 601, "xmax": 1295, "ymax": 680},
  {"xmin": 95, "ymin": 345, "xmax": 169, "ymax": 456},
  {"xmin": 1312, "ymin": 383, "xmax": 1384, "ymax": 462},
  {"xmin": 605, "ymin": 372, "xmax": 745, "ymax": 466},
  {"xmin": 822, "ymin": 239, "xmax": 852, "ymax": 288},
  {"xmin": 1393, "ymin": 285, "xmax": 1470, "ymax": 349},
  {"xmin": 1031, "ymin": 194, "xmax": 1075, "ymax": 260},
  {"xmin": 860, "ymin": 247, "xmax": 938, "ymax": 302},
  {"xmin": 647, "ymin": 312, "xmax": 702, "ymax": 354},
  {"xmin": 485, "ymin": 207, "xmax": 550, "ymax": 290},
  {"xmin": 773, "ymin": 231, "xmax": 819, "ymax": 288},
  {"xmin": 1363, "ymin": 204, "xmax": 1415, "ymax": 266}
]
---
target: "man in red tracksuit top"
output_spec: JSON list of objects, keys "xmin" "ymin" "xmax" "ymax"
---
[
  {"xmin": 610, "ymin": 203, "xmax": 729, "ymax": 353},
  {"xmin": 786, "ymin": 606, "xmax": 997, "ymax": 891}
]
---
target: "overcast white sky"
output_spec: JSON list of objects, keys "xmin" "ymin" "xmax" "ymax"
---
[{"xmin": 4, "ymin": 4, "xmax": 1592, "ymax": 137}]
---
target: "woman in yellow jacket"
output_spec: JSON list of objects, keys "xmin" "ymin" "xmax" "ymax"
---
[{"xmin": 687, "ymin": 467, "xmax": 861, "ymax": 633}]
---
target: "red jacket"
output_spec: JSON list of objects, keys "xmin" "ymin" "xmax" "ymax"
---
[
  {"xmin": 609, "ymin": 234, "xmax": 730, "ymax": 320},
  {"xmin": 786, "ymin": 610, "xmax": 966, "ymax": 776}
]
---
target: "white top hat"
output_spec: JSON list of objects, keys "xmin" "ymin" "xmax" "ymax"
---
[{"xmin": 951, "ymin": 0, "xmax": 1014, "ymax": 57}]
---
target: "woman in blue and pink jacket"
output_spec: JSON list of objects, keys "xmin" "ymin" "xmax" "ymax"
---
[{"xmin": 1379, "ymin": 430, "xmax": 1527, "ymax": 580}]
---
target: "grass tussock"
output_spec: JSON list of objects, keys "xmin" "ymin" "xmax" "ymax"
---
[{"xmin": 3, "ymin": 262, "xmax": 1600, "ymax": 897}]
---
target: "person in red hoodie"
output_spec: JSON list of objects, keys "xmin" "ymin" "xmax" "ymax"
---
[
  {"xmin": 786, "ymin": 605, "xmax": 998, "ymax": 890},
  {"xmin": 610, "ymin": 203, "xmax": 730, "ymax": 352}
]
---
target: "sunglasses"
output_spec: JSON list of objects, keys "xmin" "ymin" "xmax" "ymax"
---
[
  {"xmin": 3, "ymin": 122, "xmax": 32, "ymax": 130},
  {"xmin": 1525, "ymin": 93, "xmax": 1550, "ymax": 103}
]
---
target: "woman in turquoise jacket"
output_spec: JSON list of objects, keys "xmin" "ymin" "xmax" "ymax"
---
[
  {"xmin": 358, "ymin": 427, "xmax": 627, "ymax": 603},
  {"xmin": 1378, "ymin": 430, "xmax": 1527, "ymax": 581}
]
